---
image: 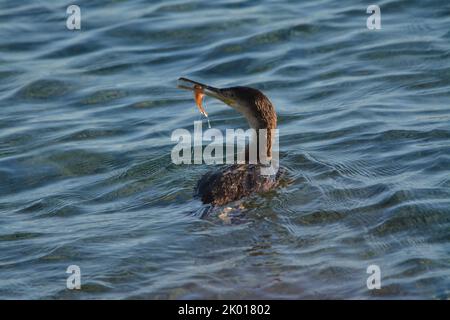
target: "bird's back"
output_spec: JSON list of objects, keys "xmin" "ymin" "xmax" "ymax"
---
[{"xmin": 195, "ymin": 164, "xmax": 283, "ymax": 206}]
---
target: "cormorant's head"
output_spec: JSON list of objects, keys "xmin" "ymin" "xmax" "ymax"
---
[{"xmin": 178, "ymin": 78, "xmax": 277, "ymax": 130}]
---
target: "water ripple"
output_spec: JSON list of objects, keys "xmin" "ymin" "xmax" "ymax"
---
[{"xmin": 0, "ymin": 0, "xmax": 449, "ymax": 299}]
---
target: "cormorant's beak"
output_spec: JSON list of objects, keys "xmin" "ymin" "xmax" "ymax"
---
[{"xmin": 177, "ymin": 77, "xmax": 234, "ymax": 105}]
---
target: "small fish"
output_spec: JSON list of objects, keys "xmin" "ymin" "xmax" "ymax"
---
[{"xmin": 194, "ymin": 85, "xmax": 208, "ymax": 117}]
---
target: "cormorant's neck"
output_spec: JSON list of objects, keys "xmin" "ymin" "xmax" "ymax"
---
[
  {"xmin": 232, "ymin": 98, "xmax": 277, "ymax": 165},
  {"xmin": 244, "ymin": 118, "xmax": 276, "ymax": 164}
]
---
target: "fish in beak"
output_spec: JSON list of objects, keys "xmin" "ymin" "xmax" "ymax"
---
[{"xmin": 177, "ymin": 77, "xmax": 236, "ymax": 107}]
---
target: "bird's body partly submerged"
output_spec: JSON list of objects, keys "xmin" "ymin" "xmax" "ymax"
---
[
  {"xmin": 195, "ymin": 164, "xmax": 284, "ymax": 206},
  {"xmin": 178, "ymin": 78, "xmax": 283, "ymax": 206}
]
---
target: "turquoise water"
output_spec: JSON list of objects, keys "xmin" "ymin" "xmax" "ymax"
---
[{"xmin": 0, "ymin": 0, "xmax": 449, "ymax": 299}]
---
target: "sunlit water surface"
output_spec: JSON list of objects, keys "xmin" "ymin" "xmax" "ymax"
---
[{"xmin": 0, "ymin": 0, "xmax": 449, "ymax": 299}]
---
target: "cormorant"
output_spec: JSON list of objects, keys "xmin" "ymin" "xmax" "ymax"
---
[{"xmin": 177, "ymin": 77, "xmax": 283, "ymax": 206}]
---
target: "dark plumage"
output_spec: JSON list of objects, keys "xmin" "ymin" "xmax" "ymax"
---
[
  {"xmin": 177, "ymin": 78, "xmax": 283, "ymax": 206},
  {"xmin": 195, "ymin": 164, "xmax": 283, "ymax": 206}
]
